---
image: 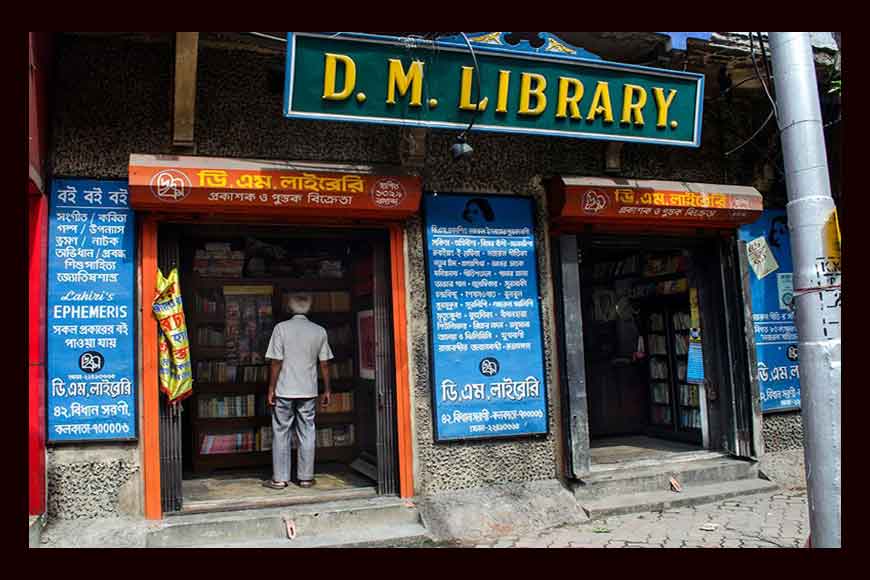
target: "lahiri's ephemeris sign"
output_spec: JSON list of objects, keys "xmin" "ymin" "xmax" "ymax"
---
[{"xmin": 284, "ymin": 32, "xmax": 704, "ymax": 147}]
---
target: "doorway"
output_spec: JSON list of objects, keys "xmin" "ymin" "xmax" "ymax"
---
[
  {"xmin": 557, "ymin": 231, "xmax": 762, "ymax": 479},
  {"xmin": 156, "ymin": 223, "xmax": 400, "ymax": 514},
  {"xmin": 578, "ymin": 241, "xmax": 703, "ymax": 464}
]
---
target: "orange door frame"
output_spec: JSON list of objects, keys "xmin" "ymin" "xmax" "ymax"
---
[
  {"xmin": 140, "ymin": 216, "xmax": 161, "ymax": 520},
  {"xmin": 140, "ymin": 218, "xmax": 415, "ymax": 518}
]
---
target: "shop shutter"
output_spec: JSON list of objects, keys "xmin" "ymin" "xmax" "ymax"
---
[
  {"xmin": 372, "ymin": 239, "xmax": 400, "ymax": 495},
  {"xmin": 158, "ymin": 227, "xmax": 184, "ymax": 512}
]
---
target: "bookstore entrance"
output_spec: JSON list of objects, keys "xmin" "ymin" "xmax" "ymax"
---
[
  {"xmin": 157, "ymin": 223, "xmax": 394, "ymax": 513},
  {"xmin": 575, "ymin": 237, "xmax": 711, "ymax": 466},
  {"xmin": 130, "ymin": 154, "xmax": 419, "ymax": 517},
  {"xmin": 549, "ymin": 176, "xmax": 766, "ymax": 478}
]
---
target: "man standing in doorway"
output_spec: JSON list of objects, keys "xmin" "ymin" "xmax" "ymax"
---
[{"xmin": 263, "ymin": 293, "xmax": 333, "ymax": 489}]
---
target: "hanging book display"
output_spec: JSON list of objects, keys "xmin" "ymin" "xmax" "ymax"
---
[{"xmin": 153, "ymin": 268, "xmax": 193, "ymax": 403}]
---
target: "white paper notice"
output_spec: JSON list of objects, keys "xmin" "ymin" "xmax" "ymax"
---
[{"xmin": 747, "ymin": 236, "xmax": 780, "ymax": 280}]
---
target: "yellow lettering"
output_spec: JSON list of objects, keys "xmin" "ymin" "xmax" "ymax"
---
[
  {"xmin": 652, "ymin": 87, "xmax": 678, "ymax": 128},
  {"xmin": 621, "ymin": 84, "xmax": 647, "ymax": 125},
  {"xmin": 518, "ymin": 73, "xmax": 547, "ymax": 116},
  {"xmin": 322, "ymin": 53, "xmax": 356, "ymax": 101},
  {"xmin": 556, "ymin": 77, "xmax": 584, "ymax": 120},
  {"xmin": 459, "ymin": 66, "xmax": 489, "ymax": 111},
  {"xmin": 496, "ymin": 70, "xmax": 511, "ymax": 114},
  {"xmin": 586, "ymin": 81, "xmax": 614, "ymax": 123},
  {"xmin": 386, "ymin": 59, "xmax": 425, "ymax": 106}
]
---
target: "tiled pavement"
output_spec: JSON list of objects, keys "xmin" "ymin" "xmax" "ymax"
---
[{"xmin": 464, "ymin": 489, "xmax": 809, "ymax": 548}]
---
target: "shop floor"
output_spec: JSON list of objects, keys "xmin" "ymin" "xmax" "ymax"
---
[
  {"xmin": 177, "ymin": 463, "xmax": 377, "ymax": 514},
  {"xmin": 589, "ymin": 435, "xmax": 704, "ymax": 466}
]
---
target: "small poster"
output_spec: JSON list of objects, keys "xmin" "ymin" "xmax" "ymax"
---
[
  {"xmin": 686, "ymin": 340, "xmax": 704, "ymax": 384},
  {"xmin": 357, "ymin": 309, "xmax": 375, "ymax": 380},
  {"xmin": 746, "ymin": 235, "xmax": 779, "ymax": 280}
]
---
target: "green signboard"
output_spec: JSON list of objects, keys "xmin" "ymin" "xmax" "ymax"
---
[{"xmin": 284, "ymin": 32, "xmax": 704, "ymax": 147}]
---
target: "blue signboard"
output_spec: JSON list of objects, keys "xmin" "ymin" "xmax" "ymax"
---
[
  {"xmin": 423, "ymin": 194, "xmax": 548, "ymax": 441},
  {"xmin": 47, "ymin": 179, "xmax": 137, "ymax": 441},
  {"xmin": 738, "ymin": 210, "xmax": 801, "ymax": 412}
]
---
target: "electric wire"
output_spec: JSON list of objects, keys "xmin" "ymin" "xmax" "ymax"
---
[
  {"xmin": 749, "ymin": 32, "xmax": 778, "ymax": 120},
  {"xmin": 724, "ymin": 109, "xmax": 775, "ymax": 157},
  {"xmin": 458, "ymin": 31, "xmax": 483, "ymax": 140}
]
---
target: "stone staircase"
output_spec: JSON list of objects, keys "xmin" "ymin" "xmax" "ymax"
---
[
  {"xmin": 146, "ymin": 496, "xmax": 428, "ymax": 548},
  {"xmin": 572, "ymin": 452, "xmax": 779, "ymax": 519}
]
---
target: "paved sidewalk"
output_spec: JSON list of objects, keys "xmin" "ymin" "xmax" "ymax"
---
[
  {"xmin": 362, "ymin": 489, "xmax": 809, "ymax": 549},
  {"xmin": 465, "ymin": 489, "xmax": 809, "ymax": 548},
  {"xmin": 37, "ymin": 488, "xmax": 809, "ymax": 548}
]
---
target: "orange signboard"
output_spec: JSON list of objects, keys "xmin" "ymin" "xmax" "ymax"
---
[
  {"xmin": 549, "ymin": 177, "xmax": 763, "ymax": 228},
  {"xmin": 128, "ymin": 155, "xmax": 422, "ymax": 219}
]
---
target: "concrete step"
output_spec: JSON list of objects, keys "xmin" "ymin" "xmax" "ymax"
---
[
  {"xmin": 147, "ymin": 496, "xmax": 422, "ymax": 548},
  {"xmin": 579, "ymin": 478, "xmax": 780, "ymax": 519},
  {"xmin": 187, "ymin": 523, "xmax": 430, "ymax": 548},
  {"xmin": 574, "ymin": 457, "xmax": 759, "ymax": 500},
  {"xmin": 29, "ymin": 514, "xmax": 45, "ymax": 548}
]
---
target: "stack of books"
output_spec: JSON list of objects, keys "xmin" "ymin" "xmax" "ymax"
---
[
  {"xmin": 199, "ymin": 431, "xmax": 255, "ymax": 455},
  {"xmin": 679, "ymin": 384, "xmax": 700, "ymax": 407},
  {"xmin": 198, "ymin": 394, "xmax": 257, "ymax": 418},
  {"xmin": 680, "ymin": 408, "xmax": 701, "ymax": 428},
  {"xmin": 673, "ymin": 312, "xmax": 692, "ymax": 330},
  {"xmin": 196, "ymin": 327, "xmax": 225, "ymax": 348},
  {"xmin": 643, "ymin": 253, "xmax": 689, "ymax": 277},
  {"xmin": 651, "ymin": 383, "xmax": 669, "ymax": 404},
  {"xmin": 256, "ymin": 426, "xmax": 273, "ymax": 451},
  {"xmin": 194, "ymin": 290, "xmax": 221, "ymax": 314},
  {"xmin": 315, "ymin": 425, "xmax": 355, "ymax": 448},
  {"xmin": 326, "ymin": 359, "xmax": 354, "ymax": 381},
  {"xmin": 651, "ymin": 406, "xmax": 672, "ymax": 425},
  {"xmin": 650, "ymin": 358, "xmax": 669, "ymax": 379},
  {"xmin": 240, "ymin": 365, "xmax": 269, "ymax": 383},
  {"xmin": 321, "ymin": 392, "xmax": 353, "ymax": 414},
  {"xmin": 195, "ymin": 361, "xmax": 237, "ymax": 383},
  {"xmin": 193, "ymin": 243, "xmax": 245, "ymax": 278}
]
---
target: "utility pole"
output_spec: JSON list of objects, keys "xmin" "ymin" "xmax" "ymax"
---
[{"xmin": 768, "ymin": 32, "xmax": 841, "ymax": 548}]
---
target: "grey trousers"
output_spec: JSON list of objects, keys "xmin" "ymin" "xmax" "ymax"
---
[{"xmin": 272, "ymin": 397, "xmax": 316, "ymax": 482}]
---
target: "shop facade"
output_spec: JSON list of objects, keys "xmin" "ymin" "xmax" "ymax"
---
[{"xmin": 37, "ymin": 32, "xmax": 835, "ymax": 527}]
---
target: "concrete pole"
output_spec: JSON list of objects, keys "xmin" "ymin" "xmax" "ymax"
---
[{"xmin": 768, "ymin": 32, "xmax": 841, "ymax": 548}]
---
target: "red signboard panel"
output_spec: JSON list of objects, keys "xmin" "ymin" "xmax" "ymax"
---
[
  {"xmin": 549, "ymin": 177, "xmax": 763, "ymax": 228},
  {"xmin": 128, "ymin": 156, "xmax": 422, "ymax": 219}
]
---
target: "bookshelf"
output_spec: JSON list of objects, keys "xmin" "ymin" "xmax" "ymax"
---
[
  {"xmin": 643, "ymin": 294, "xmax": 701, "ymax": 444},
  {"xmin": 183, "ymin": 239, "xmax": 361, "ymax": 475}
]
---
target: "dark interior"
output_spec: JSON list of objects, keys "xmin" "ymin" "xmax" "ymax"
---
[{"xmin": 579, "ymin": 243, "xmax": 702, "ymax": 446}]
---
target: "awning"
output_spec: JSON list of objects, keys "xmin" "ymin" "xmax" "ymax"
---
[
  {"xmin": 549, "ymin": 176, "xmax": 763, "ymax": 228},
  {"xmin": 128, "ymin": 154, "xmax": 422, "ymax": 219}
]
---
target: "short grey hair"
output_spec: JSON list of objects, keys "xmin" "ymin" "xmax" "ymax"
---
[{"xmin": 289, "ymin": 293, "xmax": 312, "ymax": 314}]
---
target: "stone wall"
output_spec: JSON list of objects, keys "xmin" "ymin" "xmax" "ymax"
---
[
  {"xmin": 47, "ymin": 34, "xmax": 802, "ymax": 510},
  {"xmin": 762, "ymin": 411, "xmax": 803, "ymax": 453},
  {"xmin": 46, "ymin": 446, "xmax": 141, "ymax": 519}
]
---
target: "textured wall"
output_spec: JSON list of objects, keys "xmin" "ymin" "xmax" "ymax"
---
[
  {"xmin": 47, "ymin": 446, "xmax": 141, "ymax": 519},
  {"xmin": 48, "ymin": 35, "xmax": 798, "ymax": 508},
  {"xmin": 762, "ymin": 412, "xmax": 804, "ymax": 453}
]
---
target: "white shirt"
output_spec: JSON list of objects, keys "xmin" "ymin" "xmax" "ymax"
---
[{"xmin": 265, "ymin": 315, "xmax": 334, "ymax": 398}]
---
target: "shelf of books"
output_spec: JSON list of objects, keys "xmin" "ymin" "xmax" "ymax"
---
[{"xmin": 184, "ymin": 239, "xmax": 361, "ymax": 474}]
